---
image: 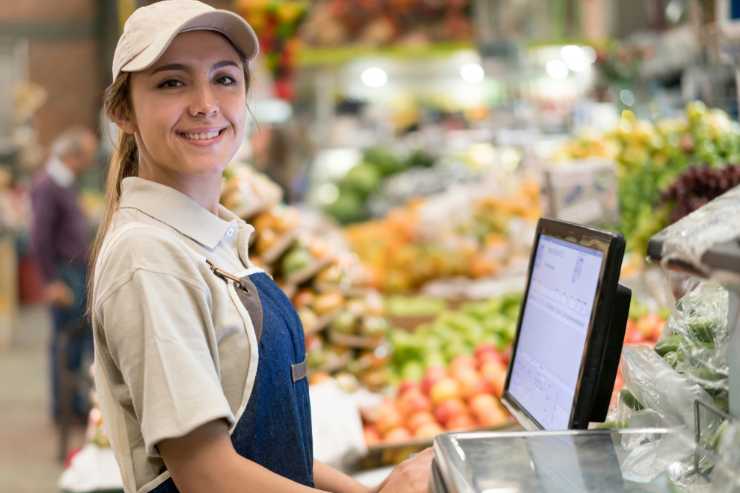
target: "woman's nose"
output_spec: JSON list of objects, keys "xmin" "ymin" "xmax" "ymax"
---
[{"xmin": 188, "ymin": 86, "xmax": 219, "ymax": 118}]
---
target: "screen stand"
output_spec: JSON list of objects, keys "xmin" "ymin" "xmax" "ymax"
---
[{"xmin": 589, "ymin": 284, "xmax": 631, "ymax": 423}]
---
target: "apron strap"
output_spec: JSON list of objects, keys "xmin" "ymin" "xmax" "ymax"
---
[
  {"xmin": 236, "ymin": 276, "xmax": 263, "ymax": 343},
  {"xmin": 291, "ymin": 356, "xmax": 307, "ymax": 383},
  {"xmin": 205, "ymin": 260, "xmax": 264, "ymax": 343}
]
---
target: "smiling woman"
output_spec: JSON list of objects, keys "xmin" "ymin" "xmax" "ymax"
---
[{"xmin": 87, "ymin": 2, "xmax": 433, "ymax": 493}]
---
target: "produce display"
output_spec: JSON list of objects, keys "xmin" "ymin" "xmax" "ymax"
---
[
  {"xmin": 304, "ymin": 290, "xmax": 395, "ymax": 391},
  {"xmin": 388, "ymin": 293, "xmax": 521, "ymax": 383},
  {"xmin": 346, "ymin": 177, "xmax": 541, "ymax": 292},
  {"xmin": 551, "ymin": 103, "xmax": 740, "ymax": 256},
  {"xmin": 551, "ymin": 129, "xmax": 618, "ymax": 163},
  {"xmin": 660, "ymin": 165, "xmax": 740, "ymax": 225},
  {"xmin": 623, "ymin": 302, "xmax": 667, "ymax": 346},
  {"xmin": 234, "ymin": 0, "xmax": 308, "ymax": 100},
  {"xmin": 222, "ymin": 167, "xmax": 394, "ymax": 388},
  {"xmin": 301, "ymin": 0, "xmax": 472, "ymax": 49},
  {"xmin": 323, "ymin": 147, "xmax": 436, "ymax": 225},
  {"xmin": 361, "ymin": 344, "xmax": 511, "ymax": 446},
  {"xmin": 615, "ymin": 103, "xmax": 740, "ymax": 255}
]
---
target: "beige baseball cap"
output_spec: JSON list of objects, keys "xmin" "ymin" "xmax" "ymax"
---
[{"xmin": 112, "ymin": 0, "xmax": 259, "ymax": 81}]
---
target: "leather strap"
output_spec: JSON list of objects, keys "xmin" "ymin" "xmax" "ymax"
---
[
  {"xmin": 291, "ymin": 357, "xmax": 307, "ymax": 383},
  {"xmin": 235, "ymin": 276, "xmax": 263, "ymax": 343}
]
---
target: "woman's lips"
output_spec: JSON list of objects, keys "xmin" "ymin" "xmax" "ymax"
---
[{"xmin": 176, "ymin": 127, "xmax": 227, "ymax": 146}]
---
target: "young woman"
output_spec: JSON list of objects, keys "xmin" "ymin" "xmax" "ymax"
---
[{"xmin": 91, "ymin": 1, "xmax": 432, "ymax": 493}]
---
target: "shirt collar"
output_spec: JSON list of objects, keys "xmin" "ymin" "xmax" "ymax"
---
[
  {"xmin": 47, "ymin": 157, "xmax": 75, "ymax": 187},
  {"xmin": 119, "ymin": 177, "xmax": 251, "ymax": 250}
]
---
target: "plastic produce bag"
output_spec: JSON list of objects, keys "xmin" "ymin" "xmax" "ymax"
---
[
  {"xmin": 616, "ymin": 345, "xmax": 716, "ymax": 431},
  {"xmin": 612, "ymin": 281, "xmax": 731, "ymax": 486},
  {"xmin": 655, "ymin": 282, "xmax": 730, "ymax": 413},
  {"xmin": 615, "ymin": 282, "xmax": 729, "ymax": 427},
  {"xmin": 710, "ymin": 420, "xmax": 740, "ymax": 492}
]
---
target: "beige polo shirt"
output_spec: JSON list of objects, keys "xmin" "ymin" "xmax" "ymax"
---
[{"xmin": 92, "ymin": 177, "xmax": 261, "ymax": 493}]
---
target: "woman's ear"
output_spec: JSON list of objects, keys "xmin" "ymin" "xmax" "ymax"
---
[{"xmin": 112, "ymin": 109, "xmax": 137, "ymax": 135}]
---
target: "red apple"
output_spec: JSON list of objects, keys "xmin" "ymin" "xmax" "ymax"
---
[
  {"xmin": 384, "ymin": 427, "xmax": 411, "ymax": 443},
  {"xmin": 433, "ymin": 398, "xmax": 467, "ymax": 426},
  {"xmin": 397, "ymin": 388, "xmax": 432, "ymax": 417},
  {"xmin": 414, "ymin": 422, "xmax": 444, "ymax": 439},
  {"xmin": 500, "ymin": 347, "xmax": 512, "ymax": 367},
  {"xmin": 406, "ymin": 411, "xmax": 436, "ymax": 433},
  {"xmin": 363, "ymin": 426, "xmax": 380, "ymax": 446},
  {"xmin": 480, "ymin": 361, "xmax": 507, "ymax": 397},
  {"xmin": 445, "ymin": 413, "xmax": 475, "ymax": 431},
  {"xmin": 455, "ymin": 368, "xmax": 491, "ymax": 399},
  {"xmin": 450, "ymin": 355, "xmax": 477, "ymax": 374},
  {"xmin": 475, "ymin": 344, "xmax": 502, "ymax": 364},
  {"xmin": 361, "ymin": 398, "xmax": 394, "ymax": 424},
  {"xmin": 397, "ymin": 379, "xmax": 420, "ymax": 396},
  {"xmin": 430, "ymin": 378, "xmax": 462, "ymax": 405},
  {"xmin": 624, "ymin": 323, "xmax": 645, "ymax": 345},
  {"xmin": 469, "ymin": 393, "xmax": 497, "ymax": 417},
  {"xmin": 637, "ymin": 314, "xmax": 665, "ymax": 342},
  {"xmin": 469, "ymin": 394, "xmax": 509, "ymax": 427},
  {"xmin": 375, "ymin": 403, "xmax": 403, "ymax": 435},
  {"xmin": 476, "ymin": 351, "xmax": 504, "ymax": 368},
  {"xmin": 475, "ymin": 407, "xmax": 509, "ymax": 427},
  {"xmin": 421, "ymin": 366, "xmax": 447, "ymax": 396}
]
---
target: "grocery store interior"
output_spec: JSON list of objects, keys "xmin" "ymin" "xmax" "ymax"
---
[{"xmin": 3, "ymin": 0, "xmax": 740, "ymax": 492}]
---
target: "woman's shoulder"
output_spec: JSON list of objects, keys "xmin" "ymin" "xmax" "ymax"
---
[{"xmin": 94, "ymin": 210, "xmax": 208, "ymax": 299}]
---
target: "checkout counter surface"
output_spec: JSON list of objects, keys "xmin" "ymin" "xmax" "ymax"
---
[{"xmin": 431, "ymin": 428, "xmax": 686, "ymax": 493}]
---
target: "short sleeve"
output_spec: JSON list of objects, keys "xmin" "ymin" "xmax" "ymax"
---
[{"xmin": 98, "ymin": 269, "xmax": 234, "ymax": 458}]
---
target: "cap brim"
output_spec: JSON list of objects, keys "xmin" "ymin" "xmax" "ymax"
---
[{"xmin": 121, "ymin": 9, "xmax": 259, "ymax": 74}]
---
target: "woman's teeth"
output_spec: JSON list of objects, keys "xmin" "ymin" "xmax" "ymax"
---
[{"xmin": 181, "ymin": 130, "xmax": 220, "ymax": 140}]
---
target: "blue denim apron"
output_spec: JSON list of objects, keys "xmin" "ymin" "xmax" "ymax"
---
[{"xmin": 151, "ymin": 269, "xmax": 314, "ymax": 492}]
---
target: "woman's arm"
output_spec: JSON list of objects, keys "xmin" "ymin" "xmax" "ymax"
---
[
  {"xmin": 159, "ymin": 420, "xmax": 324, "ymax": 493},
  {"xmin": 159, "ymin": 421, "xmax": 434, "ymax": 493},
  {"xmin": 313, "ymin": 460, "xmax": 370, "ymax": 493}
]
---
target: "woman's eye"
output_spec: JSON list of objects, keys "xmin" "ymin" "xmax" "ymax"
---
[
  {"xmin": 157, "ymin": 79, "xmax": 183, "ymax": 89},
  {"xmin": 217, "ymin": 75, "xmax": 237, "ymax": 86}
]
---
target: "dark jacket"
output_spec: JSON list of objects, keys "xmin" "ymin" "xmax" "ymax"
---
[{"xmin": 29, "ymin": 163, "xmax": 90, "ymax": 283}]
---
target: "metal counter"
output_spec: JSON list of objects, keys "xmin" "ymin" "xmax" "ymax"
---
[{"xmin": 431, "ymin": 429, "xmax": 684, "ymax": 493}]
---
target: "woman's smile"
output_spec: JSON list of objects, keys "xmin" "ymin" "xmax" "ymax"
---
[{"xmin": 175, "ymin": 126, "xmax": 229, "ymax": 147}]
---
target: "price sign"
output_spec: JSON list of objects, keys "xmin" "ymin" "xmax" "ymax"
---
[{"xmin": 544, "ymin": 159, "xmax": 618, "ymax": 226}]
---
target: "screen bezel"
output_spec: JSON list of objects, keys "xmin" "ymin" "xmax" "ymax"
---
[{"xmin": 502, "ymin": 218, "xmax": 625, "ymax": 430}]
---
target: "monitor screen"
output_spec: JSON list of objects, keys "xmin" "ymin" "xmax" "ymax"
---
[{"xmin": 507, "ymin": 234, "xmax": 604, "ymax": 430}]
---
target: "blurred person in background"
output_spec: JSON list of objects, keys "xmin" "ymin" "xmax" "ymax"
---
[{"xmin": 30, "ymin": 126, "xmax": 98, "ymax": 424}]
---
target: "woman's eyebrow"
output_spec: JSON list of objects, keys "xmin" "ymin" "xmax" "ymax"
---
[
  {"xmin": 212, "ymin": 60, "xmax": 240, "ymax": 71},
  {"xmin": 151, "ymin": 63, "xmax": 188, "ymax": 74},
  {"xmin": 150, "ymin": 60, "xmax": 239, "ymax": 75}
]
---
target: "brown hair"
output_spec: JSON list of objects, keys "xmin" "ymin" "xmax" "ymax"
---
[
  {"xmin": 86, "ymin": 73, "xmax": 137, "ymax": 311},
  {"xmin": 88, "ymin": 54, "xmax": 251, "ymax": 311}
]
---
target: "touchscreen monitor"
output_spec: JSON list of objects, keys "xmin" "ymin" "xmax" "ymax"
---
[
  {"xmin": 503, "ymin": 219, "xmax": 627, "ymax": 430},
  {"xmin": 507, "ymin": 235, "xmax": 604, "ymax": 429}
]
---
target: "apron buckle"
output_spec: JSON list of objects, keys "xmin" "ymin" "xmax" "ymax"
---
[{"xmin": 206, "ymin": 259, "xmax": 246, "ymax": 289}]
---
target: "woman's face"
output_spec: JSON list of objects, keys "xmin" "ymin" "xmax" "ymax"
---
[{"xmin": 126, "ymin": 31, "xmax": 246, "ymax": 179}]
